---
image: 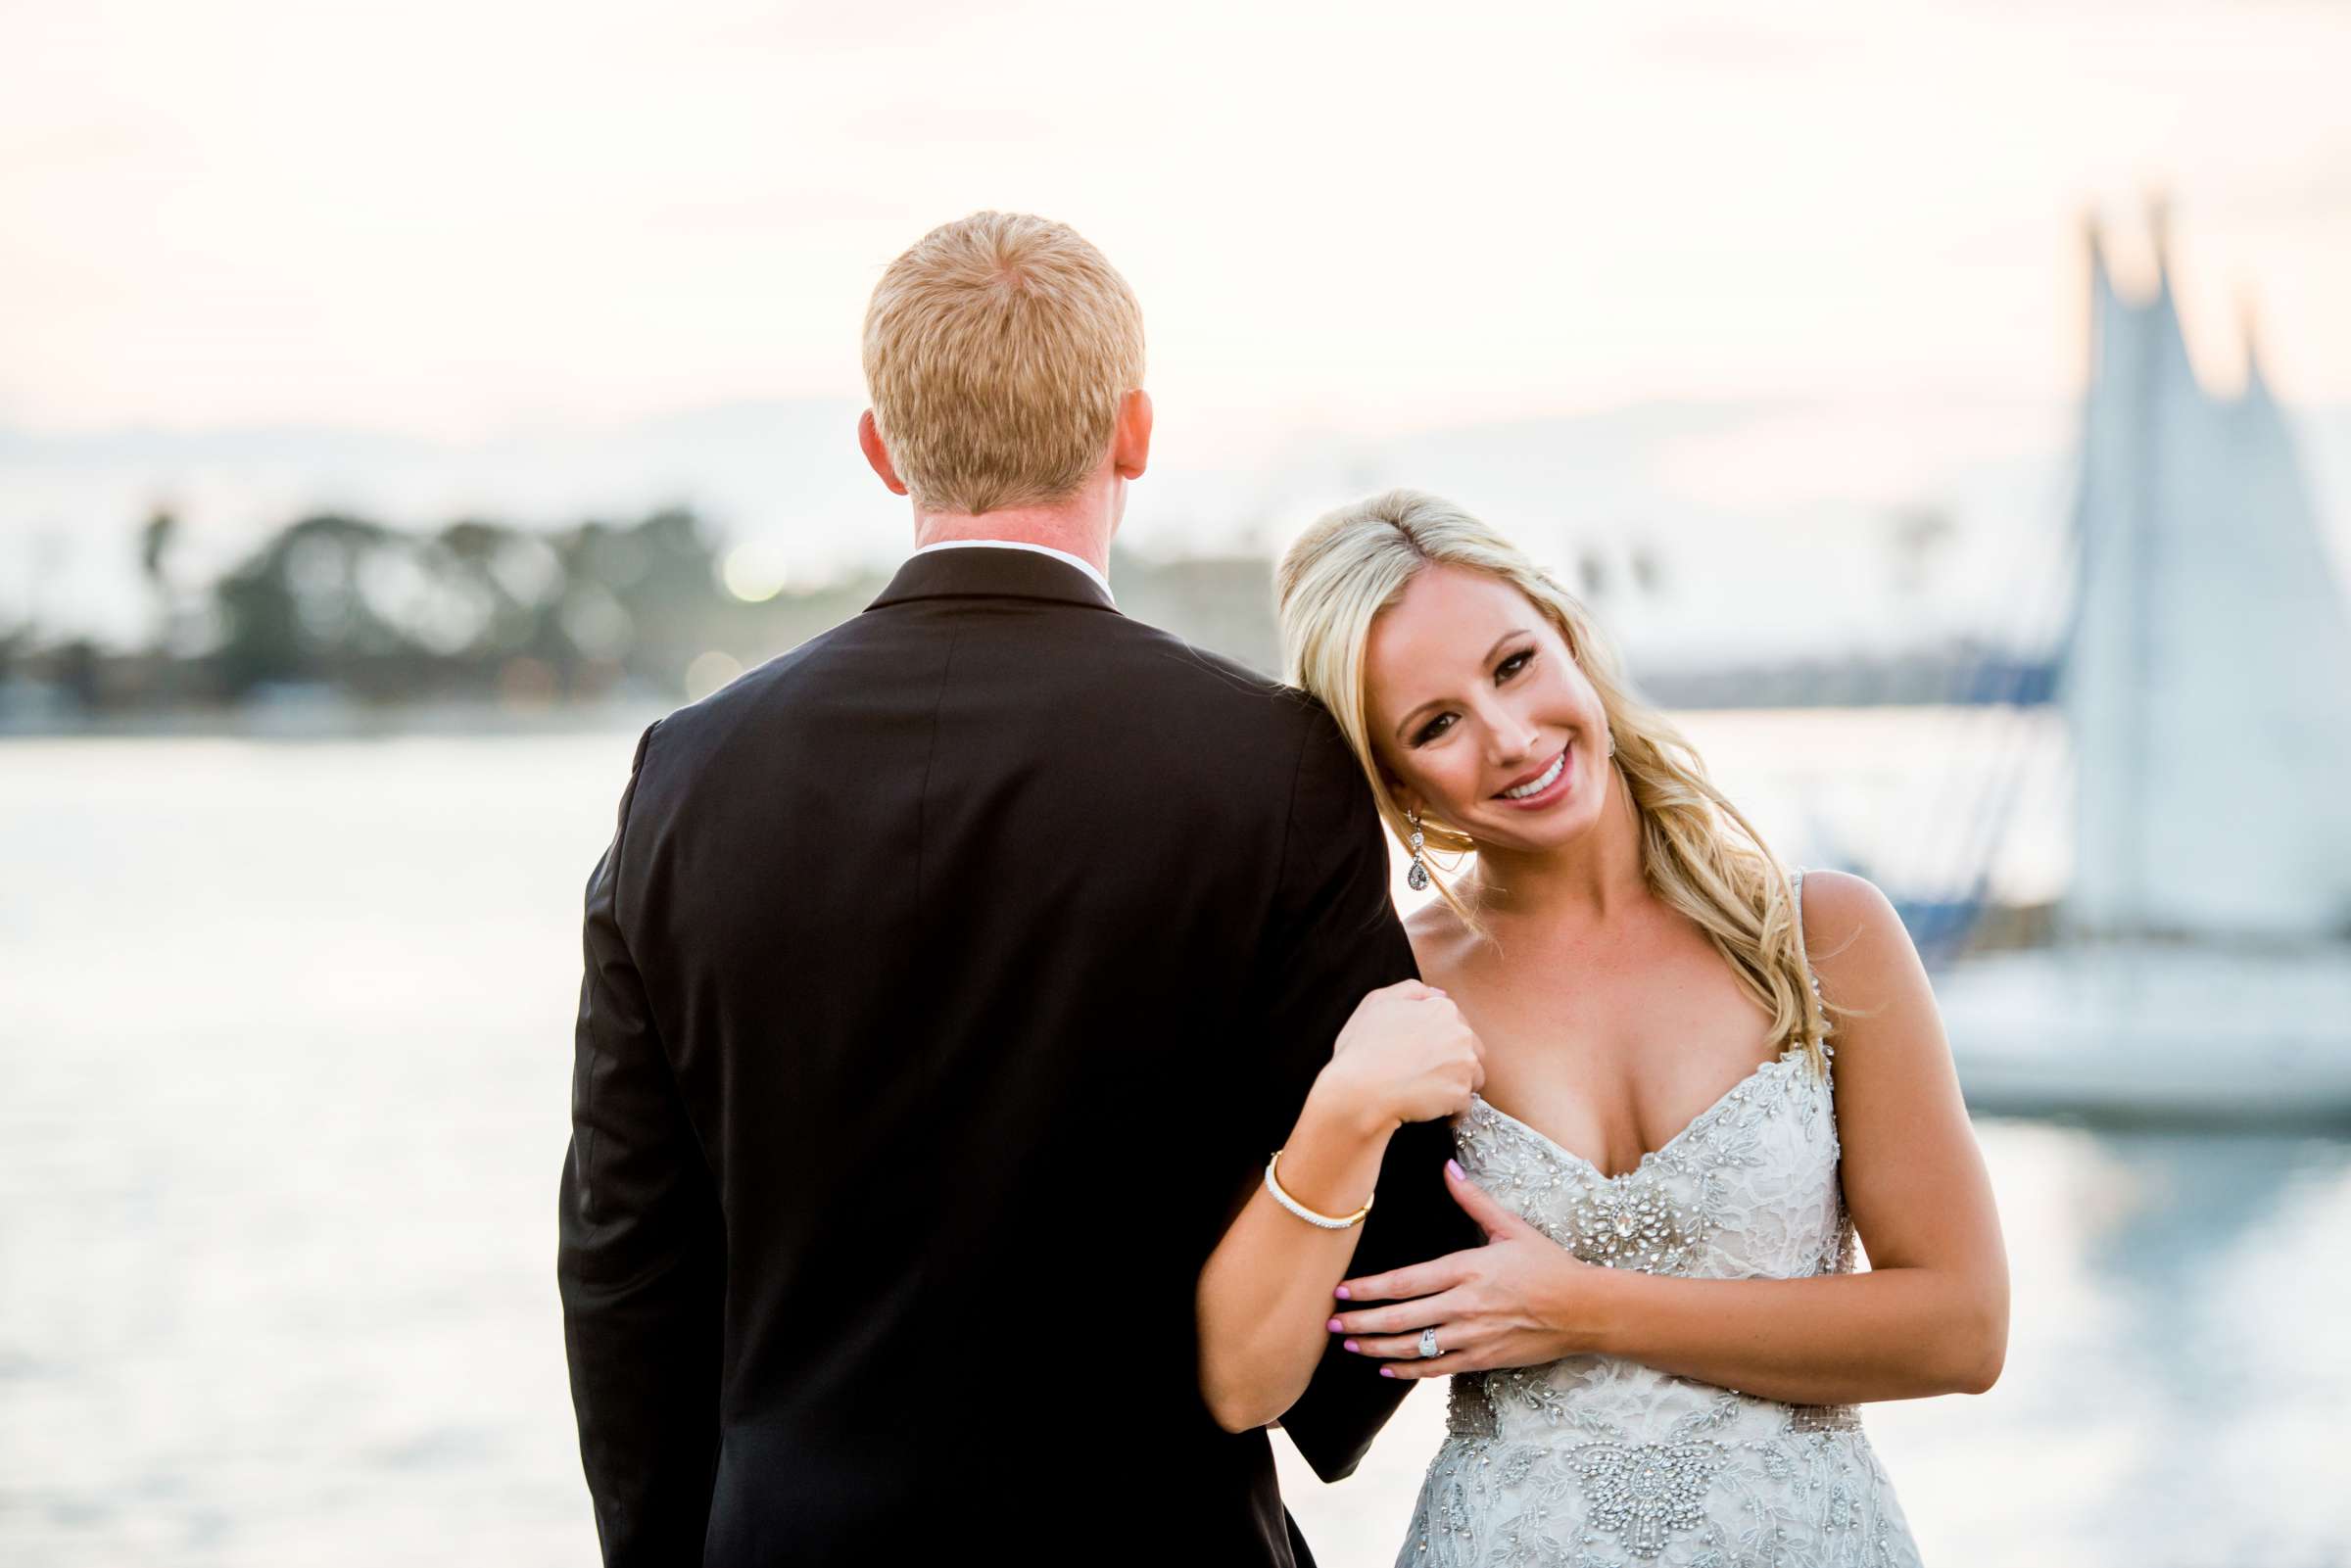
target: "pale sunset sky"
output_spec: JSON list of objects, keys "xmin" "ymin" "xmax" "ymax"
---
[{"xmin": 4, "ymin": 0, "xmax": 2347, "ymax": 441}]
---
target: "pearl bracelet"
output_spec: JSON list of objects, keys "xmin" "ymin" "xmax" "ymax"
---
[{"xmin": 1264, "ymin": 1149, "xmax": 1374, "ymax": 1230}]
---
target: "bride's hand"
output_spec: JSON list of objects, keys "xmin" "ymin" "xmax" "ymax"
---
[
  {"xmin": 1315, "ymin": 979, "xmax": 1485, "ymax": 1133},
  {"xmin": 1321, "ymin": 1159, "xmax": 1606, "ymax": 1378}
]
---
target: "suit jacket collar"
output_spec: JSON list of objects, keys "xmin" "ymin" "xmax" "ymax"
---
[{"xmin": 866, "ymin": 544, "xmax": 1120, "ymax": 614}]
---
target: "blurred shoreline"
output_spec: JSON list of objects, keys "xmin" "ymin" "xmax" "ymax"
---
[{"xmin": 0, "ymin": 501, "xmax": 2055, "ymax": 737}]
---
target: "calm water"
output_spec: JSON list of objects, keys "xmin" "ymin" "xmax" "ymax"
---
[{"xmin": 2, "ymin": 722, "xmax": 2345, "ymax": 1566}]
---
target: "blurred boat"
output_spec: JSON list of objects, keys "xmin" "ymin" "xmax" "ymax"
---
[
  {"xmin": 1927, "ymin": 203, "xmax": 2351, "ymax": 1125},
  {"xmin": 1938, "ymin": 943, "xmax": 2351, "ymax": 1126}
]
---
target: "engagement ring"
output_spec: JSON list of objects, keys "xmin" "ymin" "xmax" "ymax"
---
[{"xmin": 1418, "ymin": 1328, "xmax": 1441, "ymax": 1358}]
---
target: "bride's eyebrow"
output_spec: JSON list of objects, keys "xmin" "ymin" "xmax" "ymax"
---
[
  {"xmin": 1388, "ymin": 628, "xmax": 1534, "ymax": 741},
  {"xmin": 1392, "ymin": 703, "xmax": 1441, "ymax": 743}
]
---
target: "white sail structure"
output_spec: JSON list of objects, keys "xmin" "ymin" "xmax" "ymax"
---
[
  {"xmin": 1940, "ymin": 210, "xmax": 2351, "ymax": 1123},
  {"xmin": 2062, "ymin": 212, "xmax": 2351, "ymax": 941}
]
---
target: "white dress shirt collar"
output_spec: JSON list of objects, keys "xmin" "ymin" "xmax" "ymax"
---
[{"xmin": 909, "ymin": 538, "xmax": 1115, "ymax": 605}]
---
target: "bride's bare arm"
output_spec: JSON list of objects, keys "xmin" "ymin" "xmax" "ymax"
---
[
  {"xmin": 1195, "ymin": 982, "xmax": 1484, "ymax": 1433},
  {"xmin": 1328, "ymin": 872, "xmax": 2009, "ymax": 1405},
  {"xmin": 1193, "ymin": 1072, "xmax": 1397, "ymax": 1433}
]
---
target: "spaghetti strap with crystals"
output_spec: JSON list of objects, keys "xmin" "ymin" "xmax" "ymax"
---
[{"xmin": 1791, "ymin": 866, "xmax": 1833, "ymax": 1066}]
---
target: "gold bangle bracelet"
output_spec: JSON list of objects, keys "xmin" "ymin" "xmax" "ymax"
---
[{"xmin": 1264, "ymin": 1149, "xmax": 1374, "ymax": 1229}]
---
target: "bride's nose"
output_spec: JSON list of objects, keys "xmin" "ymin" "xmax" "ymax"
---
[{"xmin": 1487, "ymin": 711, "xmax": 1542, "ymax": 766}]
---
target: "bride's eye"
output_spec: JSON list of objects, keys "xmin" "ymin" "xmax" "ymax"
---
[
  {"xmin": 1498, "ymin": 650, "xmax": 1534, "ymax": 680},
  {"xmin": 1412, "ymin": 713, "xmax": 1457, "ymax": 746}
]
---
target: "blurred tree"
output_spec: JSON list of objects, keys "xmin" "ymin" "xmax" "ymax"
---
[
  {"xmin": 1578, "ymin": 548, "xmax": 1610, "ymax": 600},
  {"xmin": 205, "ymin": 505, "xmax": 736, "ymax": 703},
  {"xmin": 137, "ymin": 508, "xmax": 180, "ymax": 700},
  {"xmin": 1629, "ymin": 542, "xmax": 1665, "ymax": 596},
  {"xmin": 138, "ymin": 509, "xmax": 176, "ymax": 612},
  {"xmin": 211, "ymin": 513, "xmax": 396, "ymax": 695}
]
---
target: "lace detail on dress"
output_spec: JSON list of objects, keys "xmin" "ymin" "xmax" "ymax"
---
[
  {"xmin": 1401, "ymin": 866, "xmax": 1916, "ymax": 1568},
  {"xmin": 1794, "ymin": 866, "xmax": 1836, "ymax": 1075}
]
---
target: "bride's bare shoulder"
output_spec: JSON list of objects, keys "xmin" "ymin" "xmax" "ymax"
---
[
  {"xmin": 1402, "ymin": 895, "xmax": 1482, "ymax": 973},
  {"xmin": 1793, "ymin": 868, "xmax": 1920, "ymax": 1006}
]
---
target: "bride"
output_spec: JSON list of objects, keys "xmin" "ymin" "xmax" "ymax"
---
[{"xmin": 1196, "ymin": 490, "xmax": 2008, "ymax": 1566}]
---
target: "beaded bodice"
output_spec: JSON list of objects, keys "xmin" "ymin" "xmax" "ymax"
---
[
  {"xmin": 1456, "ymin": 1042, "xmax": 1847, "ymax": 1283},
  {"xmin": 1398, "ymin": 869, "xmax": 1923, "ymax": 1568}
]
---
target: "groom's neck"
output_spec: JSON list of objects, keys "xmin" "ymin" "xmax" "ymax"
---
[{"xmin": 911, "ymin": 488, "xmax": 1117, "ymax": 581}]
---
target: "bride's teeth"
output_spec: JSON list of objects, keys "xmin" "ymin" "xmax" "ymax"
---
[{"xmin": 1501, "ymin": 751, "xmax": 1566, "ymax": 799}]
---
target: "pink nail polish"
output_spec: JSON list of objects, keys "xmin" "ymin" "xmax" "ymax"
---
[
  {"xmin": 1326, "ymin": 1318, "xmax": 1343, "ymax": 1332},
  {"xmin": 1379, "ymin": 1366, "xmax": 1396, "ymax": 1378},
  {"xmin": 1447, "ymin": 1159, "xmax": 1464, "ymax": 1179},
  {"xmin": 1343, "ymin": 1339, "xmax": 1359, "ymax": 1353},
  {"xmin": 1334, "ymin": 1286, "xmax": 1351, "ymax": 1300}
]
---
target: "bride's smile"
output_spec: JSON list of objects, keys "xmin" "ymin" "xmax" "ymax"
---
[{"xmin": 1492, "ymin": 742, "xmax": 1569, "ymax": 805}]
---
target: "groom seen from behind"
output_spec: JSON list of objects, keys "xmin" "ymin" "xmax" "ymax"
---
[{"xmin": 556, "ymin": 211, "xmax": 1480, "ymax": 1565}]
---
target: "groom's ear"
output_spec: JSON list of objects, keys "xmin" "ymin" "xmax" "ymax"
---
[
  {"xmin": 1111, "ymin": 388, "xmax": 1152, "ymax": 481},
  {"xmin": 858, "ymin": 409, "xmax": 910, "ymax": 496}
]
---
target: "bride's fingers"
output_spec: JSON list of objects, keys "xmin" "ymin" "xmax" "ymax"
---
[
  {"xmin": 1344, "ymin": 1324, "xmax": 1480, "ymax": 1364},
  {"xmin": 1379, "ymin": 1350, "xmax": 1476, "ymax": 1381},
  {"xmin": 1335, "ymin": 1251, "xmax": 1472, "ymax": 1306},
  {"xmin": 1329, "ymin": 1288, "xmax": 1470, "ymax": 1339}
]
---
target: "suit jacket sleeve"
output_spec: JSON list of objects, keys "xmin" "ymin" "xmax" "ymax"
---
[
  {"xmin": 1248, "ymin": 701, "xmax": 1488, "ymax": 1484},
  {"xmin": 556, "ymin": 720, "xmax": 726, "ymax": 1564}
]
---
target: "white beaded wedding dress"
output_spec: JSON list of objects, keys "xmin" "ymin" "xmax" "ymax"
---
[{"xmin": 1396, "ymin": 870, "xmax": 1925, "ymax": 1567}]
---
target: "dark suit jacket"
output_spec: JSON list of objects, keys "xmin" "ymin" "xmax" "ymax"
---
[{"xmin": 557, "ymin": 545, "xmax": 1482, "ymax": 1565}]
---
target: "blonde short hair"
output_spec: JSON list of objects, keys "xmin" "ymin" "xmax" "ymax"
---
[
  {"xmin": 1276, "ymin": 489, "xmax": 1835, "ymax": 1077},
  {"xmin": 861, "ymin": 212, "xmax": 1146, "ymax": 515}
]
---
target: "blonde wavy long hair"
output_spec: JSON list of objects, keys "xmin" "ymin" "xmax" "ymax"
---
[{"xmin": 1274, "ymin": 488, "xmax": 1833, "ymax": 1075}]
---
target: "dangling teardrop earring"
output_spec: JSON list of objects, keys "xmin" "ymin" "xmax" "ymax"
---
[{"xmin": 1405, "ymin": 807, "xmax": 1430, "ymax": 892}]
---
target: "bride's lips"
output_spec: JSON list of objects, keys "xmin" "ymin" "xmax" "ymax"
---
[{"xmin": 1492, "ymin": 742, "xmax": 1573, "ymax": 809}]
